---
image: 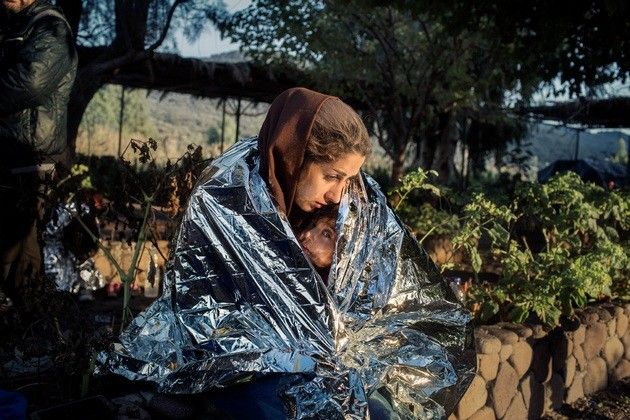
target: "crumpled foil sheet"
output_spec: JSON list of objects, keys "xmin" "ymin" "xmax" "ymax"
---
[
  {"xmin": 96, "ymin": 138, "xmax": 475, "ymax": 419},
  {"xmin": 43, "ymin": 202, "xmax": 105, "ymax": 293}
]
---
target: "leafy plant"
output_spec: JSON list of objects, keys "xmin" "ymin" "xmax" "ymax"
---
[
  {"xmin": 394, "ymin": 168, "xmax": 630, "ymax": 327},
  {"xmin": 55, "ymin": 139, "xmax": 206, "ymax": 330}
]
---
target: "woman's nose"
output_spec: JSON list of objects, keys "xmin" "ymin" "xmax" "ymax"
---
[{"xmin": 324, "ymin": 182, "xmax": 345, "ymax": 204}]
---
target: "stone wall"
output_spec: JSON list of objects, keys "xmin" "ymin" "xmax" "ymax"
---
[{"xmin": 450, "ymin": 303, "xmax": 630, "ymax": 420}]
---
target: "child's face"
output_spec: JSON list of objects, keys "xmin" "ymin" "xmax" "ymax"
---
[{"xmin": 298, "ymin": 217, "xmax": 337, "ymax": 269}]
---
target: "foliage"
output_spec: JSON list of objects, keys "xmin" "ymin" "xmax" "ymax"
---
[
  {"xmin": 54, "ymin": 139, "xmax": 207, "ymax": 329},
  {"xmin": 389, "ymin": 0, "xmax": 630, "ymax": 98},
  {"xmin": 395, "ymin": 168, "xmax": 630, "ymax": 327},
  {"xmin": 214, "ymin": 0, "xmax": 529, "ymax": 182},
  {"xmin": 79, "ymin": 85, "xmax": 154, "ymax": 141}
]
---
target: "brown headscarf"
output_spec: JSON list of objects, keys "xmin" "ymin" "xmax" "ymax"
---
[{"xmin": 258, "ymin": 87, "xmax": 336, "ymax": 217}]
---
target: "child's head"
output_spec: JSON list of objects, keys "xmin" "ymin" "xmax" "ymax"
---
[{"xmin": 296, "ymin": 206, "xmax": 338, "ymax": 270}]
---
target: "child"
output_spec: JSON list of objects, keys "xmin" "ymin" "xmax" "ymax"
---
[{"xmin": 295, "ymin": 206, "xmax": 338, "ymax": 282}]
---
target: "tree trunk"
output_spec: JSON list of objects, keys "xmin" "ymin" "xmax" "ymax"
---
[
  {"xmin": 430, "ymin": 112, "xmax": 458, "ymax": 184},
  {"xmin": 391, "ymin": 143, "xmax": 406, "ymax": 185}
]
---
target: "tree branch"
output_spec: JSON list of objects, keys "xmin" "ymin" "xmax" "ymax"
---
[{"xmin": 147, "ymin": 0, "xmax": 190, "ymax": 52}]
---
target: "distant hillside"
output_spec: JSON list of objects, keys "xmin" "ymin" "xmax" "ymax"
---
[{"xmin": 76, "ymin": 86, "xmax": 268, "ymax": 162}]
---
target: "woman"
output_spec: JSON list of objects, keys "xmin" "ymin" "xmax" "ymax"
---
[{"xmin": 98, "ymin": 88, "xmax": 475, "ymax": 419}]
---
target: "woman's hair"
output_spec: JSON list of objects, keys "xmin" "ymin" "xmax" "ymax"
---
[{"xmin": 304, "ymin": 99, "xmax": 371, "ymax": 164}]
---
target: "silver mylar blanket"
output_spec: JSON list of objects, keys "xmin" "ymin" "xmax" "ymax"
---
[
  {"xmin": 96, "ymin": 138, "xmax": 475, "ymax": 419},
  {"xmin": 43, "ymin": 202, "xmax": 105, "ymax": 293}
]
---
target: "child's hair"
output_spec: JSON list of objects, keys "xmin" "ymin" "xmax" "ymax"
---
[{"xmin": 294, "ymin": 205, "xmax": 339, "ymax": 236}]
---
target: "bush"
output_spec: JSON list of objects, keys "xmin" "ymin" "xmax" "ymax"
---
[{"xmin": 394, "ymin": 169, "xmax": 630, "ymax": 327}]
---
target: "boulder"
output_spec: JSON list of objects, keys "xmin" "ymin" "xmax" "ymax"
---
[
  {"xmin": 622, "ymin": 330, "xmax": 630, "ymax": 360},
  {"xmin": 456, "ymin": 375, "xmax": 487, "ymax": 420},
  {"xmin": 583, "ymin": 323, "xmax": 607, "ymax": 360},
  {"xmin": 602, "ymin": 337, "xmax": 624, "ymax": 368},
  {"xmin": 616, "ymin": 313, "xmax": 628, "ymax": 337},
  {"xmin": 468, "ymin": 406, "xmax": 496, "ymax": 420},
  {"xmin": 476, "ymin": 331, "xmax": 502, "ymax": 355},
  {"xmin": 611, "ymin": 359, "xmax": 630, "ymax": 382},
  {"xmin": 500, "ymin": 344, "xmax": 513, "ymax": 362},
  {"xmin": 529, "ymin": 324, "xmax": 548, "ymax": 339},
  {"xmin": 478, "ymin": 353, "xmax": 500, "ymax": 382},
  {"xmin": 544, "ymin": 373, "xmax": 565, "ymax": 411},
  {"xmin": 573, "ymin": 345, "xmax": 587, "ymax": 371},
  {"xmin": 583, "ymin": 357, "xmax": 607, "ymax": 395},
  {"xmin": 509, "ymin": 341, "xmax": 533, "ymax": 378},
  {"xmin": 596, "ymin": 306, "xmax": 613, "ymax": 322},
  {"xmin": 564, "ymin": 355, "xmax": 576, "ymax": 387},
  {"xmin": 497, "ymin": 323, "xmax": 533, "ymax": 339},
  {"xmin": 565, "ymin": 373, "xmax": 584, "ymax": 403},
  {"xmin": 531, "ymin": 343, "xmax": 552, "ymax": 383},
  {"xmin": 572, "ymin": 325, "xmax": 586, "ymax": 346},
  {"xmin": 607, "ymin": 318, "xmax": 617, "ymax": 337},
  {"xmin": 486, "ymin": 327, "xmax": 519, "ymax": 345},
  {"xmin": 519, "ymin": 374, "xmax": 544, "ymax": 419},
  {"xmin": 503, "ymin": 392, "xmax": 527, "ymax": 420},
  {"xmin": 491, "ymin": 363, "xmax": 519, "ymax": 418}
]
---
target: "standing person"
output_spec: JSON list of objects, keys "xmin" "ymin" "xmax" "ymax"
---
[{"xmin": 0, "ymin": 0, "xmax": 77, "ymax": 303}]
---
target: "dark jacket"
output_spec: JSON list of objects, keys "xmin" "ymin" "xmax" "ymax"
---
[{"xmin": 0, "ymin": 0, "xmax": 77, "ymax": 169}]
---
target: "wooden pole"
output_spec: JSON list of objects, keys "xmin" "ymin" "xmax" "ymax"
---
[
  {"xmin": 220, "ymin": 99, "xmax": 226, "ymax": 154},
  {"xmin": 117, "ymin": 86, "xmax": 126, "ymax": 157},
  {"xmin": 235, "ymin": 98, "xmax": 241, "ymax": 143}
]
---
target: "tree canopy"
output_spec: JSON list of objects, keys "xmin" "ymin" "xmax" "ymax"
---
[{"xmin": 215, "ymin": 0, "xmax": 629, "ymax": 182}]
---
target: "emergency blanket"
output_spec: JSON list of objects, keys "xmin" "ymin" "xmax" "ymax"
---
[
  {"xmin": 96, "ymin": 138, "xmax": 475, "ymax": 418},
  {"xmin": 43, "ymin": 202, "xmax": 105, "ymax": 293}
]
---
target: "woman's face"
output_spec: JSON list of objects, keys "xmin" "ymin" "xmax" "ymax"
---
[
  {"xmin": 294, "ymin": 152, "xmax": 365, "ymax": 212},
  {"xmin": 298, "ymin": 217, "xmax": 337, "ymax": 269}
]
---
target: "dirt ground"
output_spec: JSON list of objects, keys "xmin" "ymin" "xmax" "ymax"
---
[{"xmin": 543, "ymin": 378, "xmax": 630, "ymax": 420}]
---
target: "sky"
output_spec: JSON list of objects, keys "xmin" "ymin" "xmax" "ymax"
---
[{"xmin": 175, "ymin": 0, "xmax": 250, "ymax": 58}]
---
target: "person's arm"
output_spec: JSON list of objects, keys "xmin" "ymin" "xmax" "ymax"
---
[{"xmin": 0, "ymin": 17, "xmax": 74, "ymax": 114}]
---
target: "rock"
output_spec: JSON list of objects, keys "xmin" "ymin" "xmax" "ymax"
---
[
  {"xmin": 476, "ymin": 331, "xmax": 502, "ymax": 355},
  {"xmin": 611, "ymin": 359, "xmax": 630, "ymax": 382},
  {"xmin": 486, "ymin": 327, "xmax": 519, "ymax": 345},
  {"xmin": 551, "ymin": 336, "xmax": 570, "ymax": 371},
  {"xmin": 572, "ymin": 324, "xmax": 586, "ymax": 346},
  {"xmin": 583, "ymin": 357, "xmax": 607, "ymax": 395},
  {"xmin": 583, "ymin": 323, "xmax": 607, "ymax": 360},
  {"xmin": 503, "ymin": 392, "xmax": 527, "ymax": 420},
  {"xmin": 478, "ymin": 353, "xmax": 500, "ymax": 381},
  {"xmin": 497, "ymin": 323, "xmax": 533, "ymax": 339},
  {"xmin": 519, "ymin": 374, "xmax": 544, "ymax": 416},
  {"xmin": 607, "ymin": 318, "xmax": 617, "ymax": 337},
  {"xmin": 492, "ymin": 363, "xmax": 519, "ymax": 418},
  {"xmin": 602, "ymin": 337, "xmax": 624, "ymax": 368},
  {"xmin": 544, "ymin": 373, "xmax": 565, "ymax": 411},
  {"xmin": 622, "ymin": 331, "xmax": 630, "ymax": 360},
  {"xmin": 532, "ymin": 343, "xmax": 552, "ymax": 383},
  {"xmin": 624, "ymin": 303, "xmax": 630, "ymax": 316},
  {"xmin": 500, "ymin": 344, "xmax": 513, "ymax": 362},
  {"xmin": 456, "ymin": 375, "xmax": 487, "ymax": 420},
  {"xmin": 616, "ymin": 313, "xmax": 628, "ymax": 337},
  {"xmin": 509, "ymin": 341, "xmax": 533, "ymax": 378},
  {"xmin": 573, "ymin": 344, "xmax": 587, "ymax": 371},
  {"xmin": 467, "ymin": 406, "xmax": 495, "ymax": 420},
  {"xmin": 565, "ymin": 373, "xmax": 584, "ymax": 403},
  {"xmin": 581, "ymin": 308, "xmax": 599, "ymax": 324},
  {"xmin": 529, "ymin": 324, "xmax": 547, "ymax": 339},
  {"xmin": 596, "ymin": 307, "xmax": 613, "ymax": 322},
  {"xmin": 564, "ymin": 355, "xmax": 577, "ymax": 387}
]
